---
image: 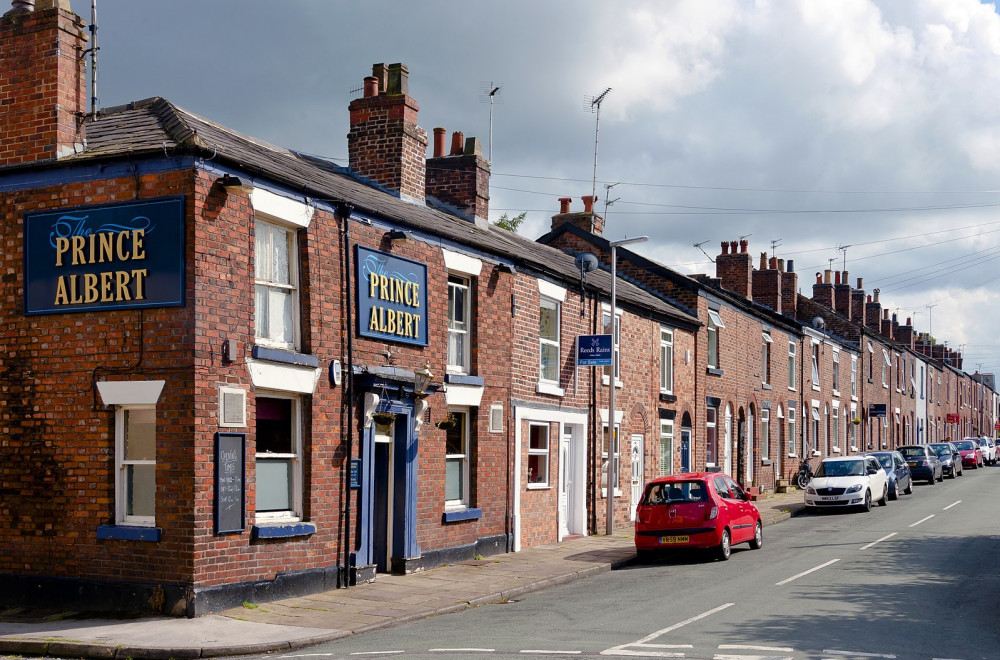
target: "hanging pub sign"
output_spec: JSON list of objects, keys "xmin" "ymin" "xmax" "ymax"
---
[
  {"xmin": 356, "ymin": 245, "xmax": 428, "ymax": 346},
  {"xmin": 946, "ymin": 413, "xmax": 960, "ymax": 423},
  {"xmin": 23, "ymin": 197, "xmax": 185, "ymax": 315},
  {"xmin": 577, "ymin": 334, "xmax": 613, "ymax": 366},
  {"xmin": 868, "ymin": 403, "xmax": 887, "ymax": 418}
]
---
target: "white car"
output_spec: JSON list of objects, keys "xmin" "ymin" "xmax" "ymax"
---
[
  {"xmin": 978, "ymin": 437, "xmax": 997, "ymax": 466},
  {"xmin": 804, "ymin": 455, "xmax": 888, "ymax": 513}
]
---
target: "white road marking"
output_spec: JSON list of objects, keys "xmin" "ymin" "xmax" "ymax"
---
[
  {"xmin": 714, "ymin": 655, "xmax": 793, "ymax": 660},
  {"xmin": 718, "ymin": 645, "xmax": 794, "ymax": 652},
  {"xmin": 909, "ymin": 514, "xmax": 935, "ymax": 527},
  {"xmin": 428, "ymin": 649, "xmax": 495, "ymax": 653},
  {"xmin": 636, "ymin": 603, "xmax": 735, "ymax": 642},
  {"xmin": 520, "ymin": 652, "xmax": 581, "ymax": 655},
  {"xmin": 284, "ymin": 655, "xmax": 340, "ymax": 658},
  {"xmin": 823, "ymin": 650, "xmax": 895, "ymax": 658},
  {"xmin": 602, "ymin": 605, "xmax": 733, "ymax": 656},
  {"xmin": 633, "ymin": 644, "xmax": 694, "ymax": 649},
  {"xmin": 860, "ymin": 532, "xmax": 897, "ymax": 550},
  {"xmin": 943, "ymin": 500, "xmax": 961, "ymax": 510},
  {"xmin": 601, "ymin": 651, "xmax": 685, "ymax": 658},
  {"xmin": 775, "ymin": 558, "xmax": 840, "ymax": 585},
  {"xmin": 349, "ymin": 653, "xmax": 405, "ymax": 657}
]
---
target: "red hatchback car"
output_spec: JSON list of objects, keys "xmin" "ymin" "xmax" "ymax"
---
[
  {"xmin": 634, "ymin": 472, "xmax": 763, "ymax": 561},
  {"xmin": 955, "ymin": 438, "xmax": 984, "ymax": 469}
]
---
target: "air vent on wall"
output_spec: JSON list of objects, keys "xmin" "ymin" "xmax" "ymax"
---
[
  {"xmin": 219, "ymin": 386, "xmax": 247, "ymax": 427},
  {"xmin": 489, "ymin": 404, "xmax": 504, "ymax": 433}
]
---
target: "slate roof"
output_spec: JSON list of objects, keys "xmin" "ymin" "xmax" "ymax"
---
[{"xmin": 59, "ymin": 97, "xmax": 698, "ymax": 329}]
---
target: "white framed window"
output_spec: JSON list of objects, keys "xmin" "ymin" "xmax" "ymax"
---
[
  {"xmin": 882, "ymin": 348, "xmax": 890, "ymax": 388},
  {"xmin": 447, "ymin": 275, "xmax": 471, "ymax": 373},
  {"xmin": 811, "ymin": 342, "xmax": 821, "ymax": 389},
  {"xmin": 254, "ymin": 219, "xmax": 299, "ymax": 350},
  {"xmin": 603, "ymin": 308, "xmax": 622, "ymax": 384},
  {"xmin": 660, "ymin": 327, "xmax": 674, "ymax": 394},
  {"xmin": 706, "ymin": 407, "xmax": 717, "ymax": 465},
  {"xmin": 528, "ymin": 423, "xmax": 550, "ymax": 486},
  {"xmin": 760, "ymin": 409, "xmax": 770, "ymax": 461},
  {"xmin": 788, "ymin": 407, "xmax": 797, "ymax": 457},
  {"xmin": 659, "ymin": 419, "xmax": 674, "ymax": 476},
  {"xmin": 811, "ymin": 406, "xmax": 820, "ymax": 456},
  {"xmin": 601, "ymin": 423, "xmax": 621, "ymax": 495},
  {"xmin": 762, "ymin": 331, "xmax": 773, "ymax": 386},
  {"xmin": 255, "ymin": 394, "xmax": 302, "ymax": 520},
  {"xmin": 788, "ymin": 341, "xmax": 796, "ymax": 390},
  {"xmin": 445, "ymin": 408, "xmax": 470, "ymax": 506},
  {"xmin": 832, "ymin": 403, "xmax": 840, "ymax": 451},
  {"xmin": 116, "ymin": 406, "xmax": 156, "ymax": 526},
  {"xmin": 707, "ymin": 309, "xmax": 724, "ymax": 369},
  {"xmin": 832, "ymin": 349, "xmax": 840, "ymax": 394},
  {"xmin": 539, "ymin": 297, "xmax": 561, "ymax": 384},
  {"xmin": 850, "ymin": 404, "xmax": 858, "ymax": 449},
  {"xmin": 920, "ymin": 365, "xmax": 925, "ymax": 399},
  {"xmin": 851, "ymin": 355, "xmax": 858, "ymax": 399}
]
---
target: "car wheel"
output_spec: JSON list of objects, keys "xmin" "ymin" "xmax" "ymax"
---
[
  {"xmin": 861, "ymin": 490, "xmax": 872, "ymax": 512},
  {"xmin": 716, "ymin": 529, "xmax": 731, "ymax": 561},
  {"xmin": 888, "ymin": 482, "xmax": 898, "ymax": 501},
  {"xmin": 878, "ymin": 485, "xmax": 888, "ymax": 506},
  {"xmin": 904, "ymin": 479, "xmax": 913, "ymax": 495},
  {"xmin": 937, "ymin": 470, "xmax": 944, "ymax": 482},
  {"xmin": 749, "ymin": 520, "xmax": 763, "ymax": 550},
  {"xmin": 928, "ymin": 474, "xmax": 935, "ymax": 485}
]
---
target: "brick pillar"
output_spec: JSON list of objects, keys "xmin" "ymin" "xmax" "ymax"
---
[
  {"xmin": 348, "ymin": 63, "xmax": 428, "ymax": 202},
  {"xmin": 0, "ymin": 1, "xmax": 88, "ymax": 166}
]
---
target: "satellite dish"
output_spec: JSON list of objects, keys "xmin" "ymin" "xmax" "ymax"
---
[
  {"xmin": 575, "ymin": 252, "xmax": 599, "ymax": 277},
  {"xmin": 812, "ymin": 316, "xmax": 826, "ymax": 329}
]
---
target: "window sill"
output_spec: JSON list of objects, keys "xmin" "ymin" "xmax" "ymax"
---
[
  {"xmin": 850, "ymin": 446, "xmax": 859, "ymax": 452},
  {"xmin": 659, "ymin": 392, "xmax": 677, "ymax": 403},
  {"xmin": 442, "ymin": 507, "xmax": 483, "ymax": 523},
  {"xmin": 527, "ymin": 484, "xmax": 552, "ymax": 490},
  {"xmin": 812, "ymin": 385, "xmax": 821, "ymax": 392},
  {"xmin": 251, "ymin": 345, "xmax": 319, "ymax": 368},
  {"xmin": 760, "ymin": 459, "xmax": 772, "ymax": 466},
  {"xmin": 787, "ymin": 453, "xmax": 798, "ymax": 458},
  {"xmin": 706, "ymin": 367, "xmax": 724, "ymax": 377},
  {"xmin": 833, "ymin": 447, "xmax": 842, "ymax": 453},
  {"xmin": 445, "ymin": 373, "xmax": 485, "ymax": 387},
  {"xmin": 601, "ymin": 376, "xmax": 624, "ymax": 388},
  {"xmin": 832, "ymin": 390, "xmax": 840, "ymax": 398},
  {"xmin": 761, "ymin": 383, "xmax": 773, "ymax": 390},
  {"xmin": 97, "ymin": 525, "xmax": 162, "ymax": 542},
  {"xmin": 251, "ymin": 522, "xmax": 316, "ymax": 540},
  {"xmin": 536, "ymin": 381, "xmax": 565, "ymax": 397},
  {"xmin": 600, "ymin": 488, "xmax": 623, "ymax": 498}
]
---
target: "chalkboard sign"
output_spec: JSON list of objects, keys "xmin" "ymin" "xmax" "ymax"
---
[{"xmin": 215, "ymin": 433, "xmax": 246, "ymax": 534}]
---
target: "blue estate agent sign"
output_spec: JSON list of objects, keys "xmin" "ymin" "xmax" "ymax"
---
[
  {"xmin": 577, "ymin": 334, "xmax": 613, "ymax": 366},
  {"xmin": 23, "ymin": 197, "xmax": 185, "ymax": 315},
  {"xmin": 356, "ymin": 245, "xmax": 428, "ymax": 346}
]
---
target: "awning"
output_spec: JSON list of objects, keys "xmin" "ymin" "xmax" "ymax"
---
[
  {"xmin": 812, "ymin": 408, "xmax": 821, "ymax": 421},
  {"xmin": 762, "ymin": 332, "xmax": 773, "ymax": 344},
  {"xmin": 882, "ymin": 348, "xmax": 891, "ymax": 366},
  {"xmin": 708, "ymin": 309, "xmax": 725, "ymax": 329}
]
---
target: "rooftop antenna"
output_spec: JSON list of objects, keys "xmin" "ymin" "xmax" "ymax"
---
[
  {"xmin": 694, "ymin": 240, "xmax": 715, "ymax": 263},
  {"xmin": 585, "ymin": 87, "xmax": 612, "ymax": 203},
  {"xmin": 770, "ymin": 238, "xmax": 783, "ymax": 259},
  {"xmin": 87, "ymin": 0, "xmax": 99, "ymax": 119},
  {"xmin": 603, "ymin": 182, "xmax": 620, "ymax": 220},
  {"xmin": 837, "ymin": 243, "xmax": 850, "ymax": 271},
  {"xmin": 480, "ymin": 82, "xmax": 502, "ymax": 163},
  {"xmin": 926, "ymin": 303, "xmax": 938, "ymax": 336},
  {"xmin": 827, "ymin": 258, "xmax": 836, "ymax": 272}
]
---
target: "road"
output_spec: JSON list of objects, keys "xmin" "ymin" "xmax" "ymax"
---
[{"xmin": 267, "ymin": 465, "xmax": 1000, "ymax": 660}]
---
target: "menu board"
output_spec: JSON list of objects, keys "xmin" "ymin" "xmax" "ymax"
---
[{"xmin": 215, "ymin": 433, "xmax": 246, "ymax": 534}]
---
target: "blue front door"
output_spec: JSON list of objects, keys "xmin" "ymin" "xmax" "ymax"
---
[{"xmin": 681, "ymin": 429, "xmax": 691, "ymax": 473}]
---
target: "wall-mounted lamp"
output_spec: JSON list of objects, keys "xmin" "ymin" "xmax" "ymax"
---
[
  {"xmin": 217, "ymin": 174, "xmax": 253, "ymax": 195},
  {"xmin": 414, "ymin": 361, "xmax": 434, "ymax": 397},
  {"xmin": 385, "ymin": 229, "xmax": 413, "ymax": 243}
]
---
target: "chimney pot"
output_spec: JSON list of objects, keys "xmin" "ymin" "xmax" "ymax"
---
[
  {"xmin": 842, "ymin": 270, "xmax": 849, "ymax": 284},
  {"xmin": 824, "ymin": 269, "xmax": 832, "ymax": 284},
  {"xmin": 816, "ymin": 272, "xmax": 822, "ymax": 284},
  {"xmin": 449, "ymin": 131, "xmax": 464, "ymax": 156},
  {"xmin": 787, "ymin": 259, "xmax": 795, "ymax": 273},
  {"xmin": 867, "ymin": 295, "xmax": 872, "ymax": 303},
  {"xmin": 759, "ymin": 252, "xmax": 768, "ymax": 270},
  {"xmin": 363, "ymin": 76, "xmax": 379, "ymax": 98},
  {"xmin": 7, "ymin": 0, "xmax": 34, "ymax": 13},
  {"xmin": 432, "ymin": 128, "xmax": 446, "ymax": 158},
  {"xmin": 721, "ymin": 241, "xmax": 729, "ymax": 255},
  {"xmin": 582, "ymin": 195, "xmax": 597, "ymax": 213},
  {"xmin": 777, "ymin": 259, "xmax": 785, "ymax": 272},
  {"xmin": 835, "ymin": 271, "xmax": 841, "ymax": 285},
  {"xmin": 906, "ymin": 317, "xmax": 912, "ymax": 326},
  {"xmin": 730, "ymin": 240, "xmax": 738, "ymax": 253},
  {"xmin": 558, "ymin": 197, "xmax": 572, "ymax": 214},
  {"xmin": 739, "ymin": 239, "xmax": 748, "ymax": 253},
  {"xmin": 769, "ymin": 256, "xmax": 778, "ymax": 270},
  {"xmin": 857, "ymin": 277, "xmax": 863, "ymax": 289}
]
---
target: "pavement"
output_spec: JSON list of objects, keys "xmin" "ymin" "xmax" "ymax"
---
[{"xmin": 0, "ymin": 489, "xmax": 806, "ymax": 659}]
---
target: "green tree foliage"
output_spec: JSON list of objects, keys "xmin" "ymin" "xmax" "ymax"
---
[{"xmin": 493, "ymin": 212, "xmax": 526, "ymax": 233}]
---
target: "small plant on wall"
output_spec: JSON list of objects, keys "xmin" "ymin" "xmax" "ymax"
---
[{"xmin": 435, "ymin": 413, "xmax": 457, "ymax": 431}]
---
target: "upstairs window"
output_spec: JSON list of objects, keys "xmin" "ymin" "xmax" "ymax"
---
[
  {"xmin": 832, "ymin": 350, "xmax": 840, "ymax": 393},
  {"xmin": 254, "ymin": 220, "xmax": 298, "ymax": 349},
  {"xmin": 811, "ymin": 342, "xmax": 820, "ymax": 388},
  {"xmin": 707, "ymin": 309, "xmax": 724, "ymax": 370},
  {"xmin": 660, "ymin": 327, "xmax": 674, "ymax": 394},
  {"xmin": 447, "ymin": 275, "xmax": 471, "ymax": 373},
  {"xmin": 851, "ymin": 355, "xmax": 858, "ymax": 398},
  {"xmin": 762, "ymin": 332, "xmax": 773, "ymax": 386},
  {"xmin": 539, "ymin": 297, "xmax": 561, "ymax": 383},
  {"xmin": 788, "ymin": 341, "xmax": 796, "ymax": 390},
  {"xmin": 603, "ymin": 310, "xmax": 622, "ymax": 382}
]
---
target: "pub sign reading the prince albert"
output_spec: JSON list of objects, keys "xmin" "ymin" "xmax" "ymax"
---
[
  {"xmin": 356, "ymin": 245, "xmax": 428, "ymax": 346},
  {"xmin": 23, "ymin": 197, "xmax": 185, "ymax": 315}
]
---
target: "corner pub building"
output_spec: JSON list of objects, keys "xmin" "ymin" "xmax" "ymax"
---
[{"xmin": 0, "ymin": 1, "xmax": 700, "ymax": 616}]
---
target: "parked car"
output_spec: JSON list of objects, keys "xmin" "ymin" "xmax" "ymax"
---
[
  {"xmin": 898, "ymin": 445, "xmax": 944, "ymax": 484},
  {"xmin": 929, "ymin": 442, "xmax": 963, "ymax": 478},
  {"xmin": 957, "ymin": 438, "xmax": 984, "ymax": 469},
  {"xmin": 634, "ymin": 472, "xmax": 763, "ymax": 562},
  {"xmin": 803, "ymin": 455, "xmax": 888, "ymax": 512},
  {"xmin": 870, "ymin": 451, "xmax": 913, "ymax": 500},
  {"xmin": 978, "ymin": 437, "xmax": 997, "ymax": 465}
]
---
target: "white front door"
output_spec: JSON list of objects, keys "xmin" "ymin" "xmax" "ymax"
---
[
  {"xmin": 558, "ymin": 429, "xmax": 570, "ymax": 539},
  {"xmin": 630, "ymin": 434, "xmax": 644, "ymax": 522},
  {"xmin": 724, "ymin": 406, "xmax": 733, "ymax": 476}
]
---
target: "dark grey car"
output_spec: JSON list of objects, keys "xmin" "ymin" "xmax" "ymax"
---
[
  {"xmin": 929, "ymin": 442, "xmax": 963, "ymax": 478},
  {"xmin": 898, "ymin": 444, "xmax": 944, "ymax": 485},
  {"xmin": 870, "ymin": 451, "xmax": 913, "ymax": 499}
]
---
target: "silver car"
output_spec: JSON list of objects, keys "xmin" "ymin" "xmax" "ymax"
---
[{"xmin": 804, "ymin": 455, "xmax": 889, "ymax": 512}]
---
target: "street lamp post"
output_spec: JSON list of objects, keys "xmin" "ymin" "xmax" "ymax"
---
[{"xmin": 606, "ymin": 235, "xmax": 648, "ymax": 536}]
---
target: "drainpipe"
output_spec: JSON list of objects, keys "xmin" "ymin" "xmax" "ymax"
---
[{"xmin": 335, "ymin": 201, "xmax": 355, "ymax": 586}]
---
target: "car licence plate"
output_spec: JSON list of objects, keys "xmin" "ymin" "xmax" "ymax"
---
[
  {"xmin": 659, "ymin": 535, "xmax": 689, "ymax": 544},
  {"xmin": 907, "ymin": 462, "xmax": 917, "ymax": 467},
  {"xmin": 821, "ymin": 496, "xmax": 839, "ymax": 501}
]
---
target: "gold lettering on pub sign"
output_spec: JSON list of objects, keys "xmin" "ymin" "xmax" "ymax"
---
[
  {"xmin": 51, "ymin": 229, "xmax": 149, "ymax": 306},
  {"xmin": 368, "ymin": 272, "xmax": 422, "ymax": 339}
]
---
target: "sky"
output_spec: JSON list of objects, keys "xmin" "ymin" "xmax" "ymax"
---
[{"xmin": 65, "ymin": 0, "xmax": 1000, "ymax": 375}]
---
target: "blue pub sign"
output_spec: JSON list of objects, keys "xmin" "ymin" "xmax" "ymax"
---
[
  {"xmin": 577, "ymin": 334, "xmax": 613, "ymax": 366},
  {"xmin": 356, "ymin": 245, "xmax": 428, "ymax": 346},
  {"xmin": 23, "ymin": 197, "xmax": 185, "ymax": 315}
]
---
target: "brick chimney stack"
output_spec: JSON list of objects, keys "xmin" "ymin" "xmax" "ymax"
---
[
  {"xmin": 851, "ymin": 277, "xmax": 867, "ymax": 326},
  {"xmin": 896, "ymin": 317, "xmax": 915, "ymax": 350},
  {"xmin": 426, "ymin": 127, "xmax": 491, "ymax": 227},
  {"xmin": 716, "ymin": 239, "xmax": 753, "ymax": 299},
  {"xmin": 348, "ymin": 63, "xmax": 428, "ymax": 203},
  {"xmin": 834, "ymin": 271, "xmax": 852, "ymax": 320},
  {"xmin": 812, "ymin": 269, "xmax": 835, "ymax": 309},
  {"xmin": 752, "ymin": 253, "xmax": 782, "ymax": 313},
  {"xmin": 865, "ymin": 289, "xmax": 882, "ymax": 334},
  {"xmin": 0, "ymin": 0, "xmax": 88, "ymax": 167},
  {"xmin": 781, "ymin": 259, "xmax": 798, "ymax": 319},
  {"xmin": 880, "ymin": 309, "xmax": 895, "ymax": 340},
  {"xmin": 550, "ymin": 196, "xmax": 605, "ymax": 235}
]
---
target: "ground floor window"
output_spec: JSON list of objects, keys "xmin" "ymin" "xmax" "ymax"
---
[
  {"xmin": 528, "ymin": 422, "xmax": 550, "ymax": 486},
  {"xmin": 659, "ymin": 420, "xmax": 674, "ymax": 476},
  {"xmin": 255, "ymin": 395, "xmax": 302, "ymax": 519},
  {"xmin": 116, "ymin": 406, "xmax": 156, "ymax": 526},
  {"xmin": 446, "ymin": 409, "xmax": 470, "ymax": 506},
  {"xmin": 601, "ymin": 423, "xmax": 621, "ymax": 494}
]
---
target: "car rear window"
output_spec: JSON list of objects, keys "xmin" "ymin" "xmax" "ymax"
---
[
  {"xmin": 898, "ymin": 447, "xmax": 924, "ymax": 458},
  {"xmin": 929, "ymin": 445, "xmax": 950, "ymax": 456},
  {"xmin": 642, "ymin": 481, "xmax": 708, "ymax": 505},
  {"xmin": 955, "ymin": 441, "xmax": 975, "ymax": 450},
  {"xmin": 815, "ymin": 460, "xmax": 864, "ymax": 477},
  {"xmin": 873, "ymin": 454, "xmax": 893, "ymax": 469}
]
